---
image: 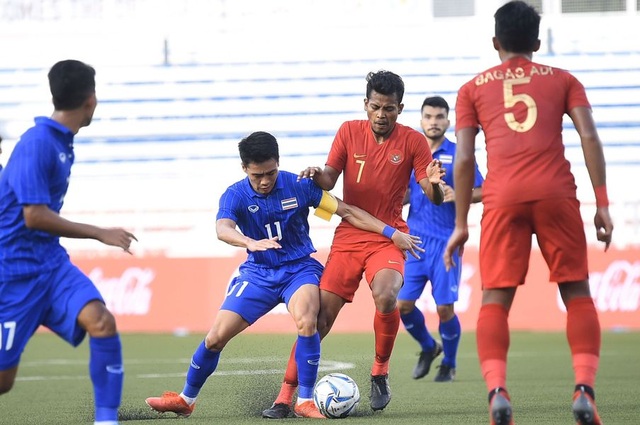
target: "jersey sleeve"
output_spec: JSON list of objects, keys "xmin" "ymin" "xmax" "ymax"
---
[
  {"xmin": 565, "ymin": 72, "xmax": 591, "ymax": 112},
  {"xmin": 325, "ymin": 121, "xmax": 349, "ymax": 172},
  {"xmin": 9, "ymin": 137, "xmax": 53, "ymax": 205},
  {"xmin": 216, "ymin": 187, "xmax": 243, "ymax": 223},
  {"xmin": 455, "ymin": 81, "xmax": 480, "ymax": 132}
]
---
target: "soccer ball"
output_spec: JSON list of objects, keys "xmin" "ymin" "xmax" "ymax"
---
[{"xmin": 313, "ymin": 373, "xmax": 360, "ymax": 418}]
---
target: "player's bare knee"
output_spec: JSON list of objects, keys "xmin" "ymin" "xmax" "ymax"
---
[
  {"xmin": 436, "ymin": 304, "xmax": 455, "ymax": 322},
  {"xmin": 87, "ymin": 311, "xmax": 117, "ymax": 337},
  {"xmin": 294, "ymin": 315, "xmax": 318, "ymax": 336},
  {"xmin": 373, "ymin": 291, "xmax": 397, "ymax": 313},
  {"xmin": 397, "ymin": 300, "xmax": 415, "ymax": 315},
  {"xmin": 78, "ymin": 301, "xmax": 118, "ymax": 337},
  {"xmin": 204, "ymin": 335, "xmax": 226, "ymax": 352}
]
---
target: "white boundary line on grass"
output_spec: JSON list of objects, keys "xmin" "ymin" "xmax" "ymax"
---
[{"xmin": 15, "ymin": 359, "xmax": 355, "ymax": 382}]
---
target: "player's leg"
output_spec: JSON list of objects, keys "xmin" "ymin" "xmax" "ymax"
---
[
  {"xmin": 398, "ymin": 250, "xmax": 441, "ymax": 379},
  {"xmin": 535, "ymin": 198, "xmax": 602, "ymax": 425},
  {"xmin": 366, "ymin": 243, "xmax": 405, "ymax": 411},
  {"xmin": 264, "ymin": 252, "xmax": 359, "ymax": 418},
  {"xmin": 145, "ymin": 310, "xmax": 249, "ymax": 417},
  {"xmin": 44, "ymin": 261, "xmax": 122, "ymax": 425},
  {"xmin": 148, "ymin": 268, "xmax": 275, "ymax": 417},
  {"xmin": 76, "ymin": 300, "xmax": 123, "ymax": 425},
  {"xmin": 432, "ymin": 242, "xmax": 462, "ymax": 382},
  {"xmin": 0, "ymin": 274, "xmax": 48, "ymax": 395},
  {"xmin": 478, "ymin": 204, "xmax": 532, "ymax": 425},
  {"xmin": 282, "ymin": 259, "xmax": 324, "ymax": 418}
]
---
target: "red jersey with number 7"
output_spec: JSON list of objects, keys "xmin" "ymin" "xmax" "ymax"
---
[
  {"xmin": 455, "ymin": 56, "xmax": 591, "ymax": 210},
  {"xmin": 325, "ymin": 119, "xmax": 433, "ymax": 245}
]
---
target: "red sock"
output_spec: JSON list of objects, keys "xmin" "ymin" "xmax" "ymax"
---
[
  {"xmin": 566, "ymin": 296, "xmax": 601, "ymax": 388},
  {"xmin": 274, "ymin": 341, "xmax": 298, "ymax": 404},
  {"xmin": 371, "ymin": 308, "xmax": 400, "ymax": 376},
  {"xmin": 477, "ymin": 303, "xmax": 510, "ymax": 392}
]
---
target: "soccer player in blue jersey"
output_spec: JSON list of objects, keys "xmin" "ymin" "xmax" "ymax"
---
[
  {"xmin": 0, "ymin": 60, "xmax": 137, "ymax": 425},
  {"xmin": 398, "ymin": 96, "xmax": 483, "ymax": 382},
  {"xmin": 145, "ymin": 131, "xmax": 423, "ymax": 419}
]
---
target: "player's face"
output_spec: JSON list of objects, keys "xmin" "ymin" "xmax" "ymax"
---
[
  {"xmin": 364, "ymin": 91, "xmax": 403, "ymax": 139},
  {"xmin": 420, "ymin": 105, "xmax": 450, "ymax": 142},
  {"xmin": 243, "ymin": 159, "xmax": 279, "ymax": 195}
]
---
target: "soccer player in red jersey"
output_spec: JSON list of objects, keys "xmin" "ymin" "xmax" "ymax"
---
[
  {"xmin": 262, "ymin": 70, "xmax": 445, "ymax": 418},
  {"xmin": 443, "ymin": 2, "xmax": 613, "ymax": 425}
]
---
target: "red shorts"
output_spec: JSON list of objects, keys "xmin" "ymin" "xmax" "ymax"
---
[
  {"xmin": 320, "ymin": 240, "xmax": 405, "ymax": 302},
  {"xmin": 480, "ymin": 197, "xmax": 588, "ymax": 289}
]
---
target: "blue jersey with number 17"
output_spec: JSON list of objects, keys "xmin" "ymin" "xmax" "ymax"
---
[{"xmin": 216, "ymin": 170, "xmax": 324, "ymax": 268}]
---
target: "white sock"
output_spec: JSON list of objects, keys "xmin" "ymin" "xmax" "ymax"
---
[
  {"xmin": 94, "ymin": 421, "xmax": 119, "ymax": 425},
  {"xmin": 297, "ymin": 397, "xmax": 312, "ymax": 404},
  {"xmin": 180, "ymin": 393, "xmax": 197, "ymax": 405}
]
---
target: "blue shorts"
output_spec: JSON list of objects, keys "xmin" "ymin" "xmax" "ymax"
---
[
  {"xmin": 220, "ymin": 256, "xmax": 323, "ymax": 324},
  {"xmin": 399, "ymin": 236, "xmax": 461, "ymax": 305},
  {"xmin": 0, "ymin": 260, "xmax": 104, "ymax": 370}
]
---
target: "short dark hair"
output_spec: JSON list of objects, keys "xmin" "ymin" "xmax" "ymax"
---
[
  {"xmin": 238, "ymin": 131, "xmax": 280, "ymax": 166},
  {"xmin": 494, "ymin": 1, "xmax": 540, "ymax": 54},
  {"xmin": 366, "ymin": 70, "xmax": 405, "ymax": 103},
  {"xmin": 48, "ymin": 59, "xmax": 96, "ymax": 110},
  {"xmin": 421, "ymin": 96, "xmax": 449, "ymax": 115}
]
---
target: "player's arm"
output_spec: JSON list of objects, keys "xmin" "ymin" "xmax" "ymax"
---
[
  {"xmin": 298, "ymin": 165, "xmax": 340, "ymax": 190},
  {"xmin": 216, "ymin": 218, "xmax": 281, "ymax": 252},
  {"xmin": 23, "ymin": 204, "xmax": 136, "ymax": 253},
  {"xmin": 443, "ymin": 127, "xmax": 477, "ymax": 270},
  {"xmin": 314, "ymin": 191, "xmax": 424, "ymax": 259},
  {"xmin": 569, "ymin": 106, "xmax": 613, "ymax": 250},
  {"xmin": 417, "ymin": 159, "xmax": 445, "ymax": 205}
]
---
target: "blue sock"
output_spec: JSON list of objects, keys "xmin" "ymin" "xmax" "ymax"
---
[
  {"xmin": 183, "ymin": 340, "xmax": 220, "ymax": 398},
  {"xmin": 89, "ymin": 335, "xmax": 123, "ymax": 422},
  {"xmin": 401, "ymin": 306, "xmax": 435, "ymax": 352},
  {"xmin": 295, "ymin": 333, "xmax": 321, "ymax": 399},
  {"xmin": 439, "ymin": 314, "xmax": 461, "ymax": 368}
]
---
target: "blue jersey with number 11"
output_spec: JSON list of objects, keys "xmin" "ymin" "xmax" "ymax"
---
[{"xmin": 216, "ymin": 171, "xmax": 324, "ymax": 268}]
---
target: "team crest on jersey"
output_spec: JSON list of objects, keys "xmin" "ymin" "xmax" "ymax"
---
[
  {"xmin": 388, "ymin": 149, "xmax": 404, "ymax": 165},
  {"xmin": 248, "ymin": 205, "xmax": 259, "ymax": 213},
  {"xmin": 281, "ymin": 197, "xmax": 298, "ymax": 210}
]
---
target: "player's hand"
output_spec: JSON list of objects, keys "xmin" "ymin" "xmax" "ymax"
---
[
  {"xmin": 391, "ymin": 231, "xmax": 424, "ymax": 260},
  {"xmin": 426, "ymin": 159, "xmax": 445, "ymax": 185},
  {"xmin": 594, "ymin": 207, "xmax": 613, "ymax": 251},
  {"xmin": 98, "ymin": 228, "xmax": 137, "ymax": 254},
  {"xmin": 298, "ymin": 166, "xmax": 323, "ymax": 181},
  {"xmin": 246, "ymin": 237, "xmax": 282, "ymax": 252},
  {"xmin": 442, "ymin": 184, "xmax": 455, "ymax": 202},
  {"xmin": 443, "ymin": 226, "xmax": 469, "ymax": 271}
]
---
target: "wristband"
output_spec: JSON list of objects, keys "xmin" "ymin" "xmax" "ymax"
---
[
  {"xmin": 594, "ymin": 185, "xmax": 609, "ymax": 208},
  {"xmin": 382, "ymin": 225, "xmax": 396, "ymax": 239}
]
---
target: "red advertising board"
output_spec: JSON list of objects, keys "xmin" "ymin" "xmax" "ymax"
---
[{"xmin": 72, "ymin": 247, "xmax": 640, "ymax": 334}]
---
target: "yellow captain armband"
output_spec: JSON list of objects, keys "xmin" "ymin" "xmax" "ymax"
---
[{"xmin": 314, "ymin": 191, "xmax": 339, "ymax": 221}]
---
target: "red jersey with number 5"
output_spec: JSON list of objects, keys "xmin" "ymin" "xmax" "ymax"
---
[
  {"xmin": 326, "ymin": 120, "xmax": 433, "ymax": 245},
  {"xmin": 455, "ymin": 56, "xmax": 591, "ymax": 209}
]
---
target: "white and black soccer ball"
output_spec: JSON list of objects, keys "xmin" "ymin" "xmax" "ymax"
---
[{"xmin": 313, "ymin": 373, "xmax": 360, "ymax": 419}]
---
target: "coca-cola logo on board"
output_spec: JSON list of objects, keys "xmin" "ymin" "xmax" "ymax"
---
[
  {"xmin": 89, "ymin": 267, "xmax": 154, "ymax": 315},
  {"xmin": 556, "ymin": 260, "xmax": 640, "ymax": 312}
]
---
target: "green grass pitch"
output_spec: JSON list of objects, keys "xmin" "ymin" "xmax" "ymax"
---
[{"xmin": 3, "ymin": 331, "xmax": 638, "ymax": 424}]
